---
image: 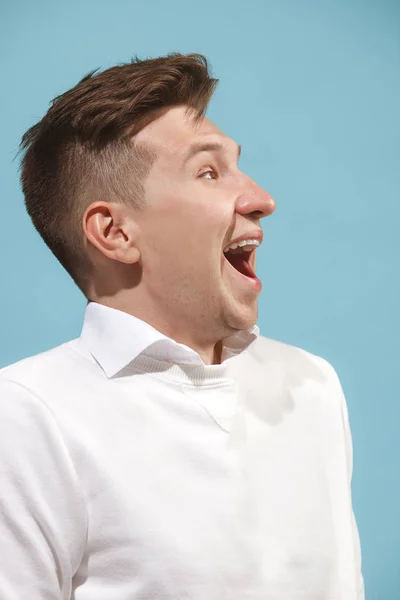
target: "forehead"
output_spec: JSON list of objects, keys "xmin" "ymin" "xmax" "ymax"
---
[{"xmin": 134, "ymin": 105, "xmax": 233, "ymax": 160}]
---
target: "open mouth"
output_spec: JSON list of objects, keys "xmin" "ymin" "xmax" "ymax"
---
[{"xmin": 223, "ymin": 247, "xmax": 257, "ymax": 279}]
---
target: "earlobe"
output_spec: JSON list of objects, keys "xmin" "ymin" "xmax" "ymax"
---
[
  {"xmin": 113, "ymin": 211, "xmax": 141, "ymax": 264},
  {"xmin": 117, "ymin": 243, "xmax": 141, "ymax": 265}
]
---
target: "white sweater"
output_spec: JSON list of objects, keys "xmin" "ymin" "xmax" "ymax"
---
[{"xmin": 0, "ymin": 303, "xmax": 364, "ymax": 599}]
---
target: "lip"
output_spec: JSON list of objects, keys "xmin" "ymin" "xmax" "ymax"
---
[
  {"xmin": 222, "ymin": 228, "xmax": 262, "ymax": 277},
  {"xmin": 222, "ymin": 229, "xmax": 264, "ymax": 252}
]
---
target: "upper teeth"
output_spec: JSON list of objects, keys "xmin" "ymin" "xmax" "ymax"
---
[{"xmin": 223, "ymin": 238, "xmax": 260, "ymax": 253}]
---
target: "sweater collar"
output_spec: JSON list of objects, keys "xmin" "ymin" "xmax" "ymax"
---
[{"xmin": 79, "ymin": 301, "xmax": 260, "ymax": 379}]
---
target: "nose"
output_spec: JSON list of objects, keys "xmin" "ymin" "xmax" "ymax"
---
[{"xmin": 235, "ymin": 178, "xmax": 276, "ymax": 220}]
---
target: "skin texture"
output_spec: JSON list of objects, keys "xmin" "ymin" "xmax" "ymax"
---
[{"xmin": 83, "ymin": 105, "xmax": 276, "ymax": 365}]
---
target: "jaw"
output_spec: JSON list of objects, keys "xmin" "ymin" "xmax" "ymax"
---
[
  {"xmin": 222, "ymin": 288, "xmax": 259, "ymax": 331},
  {"xmin": 220, "ymin": 251, "xmax": 260, "ymax": 329}
]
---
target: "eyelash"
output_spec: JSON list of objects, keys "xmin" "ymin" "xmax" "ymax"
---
[{"xmin": 198, "ymin": 167, "xmax": 218, "ymax": 180}]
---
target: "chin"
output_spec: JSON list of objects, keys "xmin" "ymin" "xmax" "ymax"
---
[{"xmin": 225, "ymin": 301, "xmax": 258, "ymax": 333}]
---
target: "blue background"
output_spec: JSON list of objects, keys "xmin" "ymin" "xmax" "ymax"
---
[{"xmin": 1, "ymin": 0, "xmax": 399, "ymax": 597}]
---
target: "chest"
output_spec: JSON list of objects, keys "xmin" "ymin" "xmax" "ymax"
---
[{"xmin": 66, "ymin": 381, "xmax": 356, "ymax": 599}]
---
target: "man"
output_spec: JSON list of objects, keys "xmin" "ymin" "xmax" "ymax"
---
[{"xmin": 0, "ymin": 52, "xmax": 364, "ymax": 598}]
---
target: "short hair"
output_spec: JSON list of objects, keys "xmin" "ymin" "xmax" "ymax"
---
[{"xmin": 19, "ymin": 52, "xmax": 219, "ymax": 296}]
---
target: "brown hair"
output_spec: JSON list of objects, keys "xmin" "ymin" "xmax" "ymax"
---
[{"xmin": 19, "ymin": 52, "xmax": 219, "ymax": 296}]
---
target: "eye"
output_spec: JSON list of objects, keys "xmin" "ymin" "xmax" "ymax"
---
[{"xmin": 198, "ymin": 167, "xmax": 218, "ymax": 180}]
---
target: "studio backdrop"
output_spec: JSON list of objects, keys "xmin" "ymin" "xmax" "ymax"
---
[{"xmin": 1, "ymin": 0, "xmax": 399, "ymax": 597}]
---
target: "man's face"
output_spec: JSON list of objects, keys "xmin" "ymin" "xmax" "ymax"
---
[{"xmin": 132, "ymin": 105, "xmax": 275, "ymax": 341}]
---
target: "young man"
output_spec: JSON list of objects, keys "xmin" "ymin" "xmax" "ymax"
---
[{"xmin": 0, "ymin": 53, "xmax": 364, "ymax": 598}]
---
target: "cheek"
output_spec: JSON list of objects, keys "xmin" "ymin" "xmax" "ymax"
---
[{"xmin": 142, "ymin": 185, "xmax": 231, "ymax": 259}]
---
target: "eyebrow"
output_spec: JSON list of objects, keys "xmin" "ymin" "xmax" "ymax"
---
[{"xmin": 182, "ymin": 140, "xmax": 242, "ymax": 166}]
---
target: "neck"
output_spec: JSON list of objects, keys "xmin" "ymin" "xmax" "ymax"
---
[
  {"xmin": 212, "ymin": 339, "xmax": 223, "ymax": 365},
  {"xmin": 88, "ymin": 295, "xmax": 231, "ymax": 366}
]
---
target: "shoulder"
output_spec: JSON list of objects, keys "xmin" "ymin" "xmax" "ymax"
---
[
  {"xmin": 242, "ymin": 334, "xmax": 341, "ymax": 392},
  {"xmin": 0, "ymin": 338, "xmax": 93, "ymax": 379},
  {"xmin": 252, "ymin": 334, "xmax": 336, "ymax": 370},
  {"xmin": 0, "ymin": 338, "xmax": 94, "ymax": 397}
]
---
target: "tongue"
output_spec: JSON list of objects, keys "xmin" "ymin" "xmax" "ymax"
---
[{"xmin": 227, "ymin": 254, "xmax": 256, "ymax": 279}]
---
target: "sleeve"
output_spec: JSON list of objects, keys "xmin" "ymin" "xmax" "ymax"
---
[
  {"xmin": 337, "ymin": 378, "xmax": 365, "ymax": 600},
  {"xmin": 0, "ymin": 379, "xmax": 88, "ymax": 600}
]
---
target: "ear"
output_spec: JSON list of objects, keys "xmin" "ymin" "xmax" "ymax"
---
[{"xmin": 82, "ymin": 202, "xmax": 140, "ymax": 264}]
